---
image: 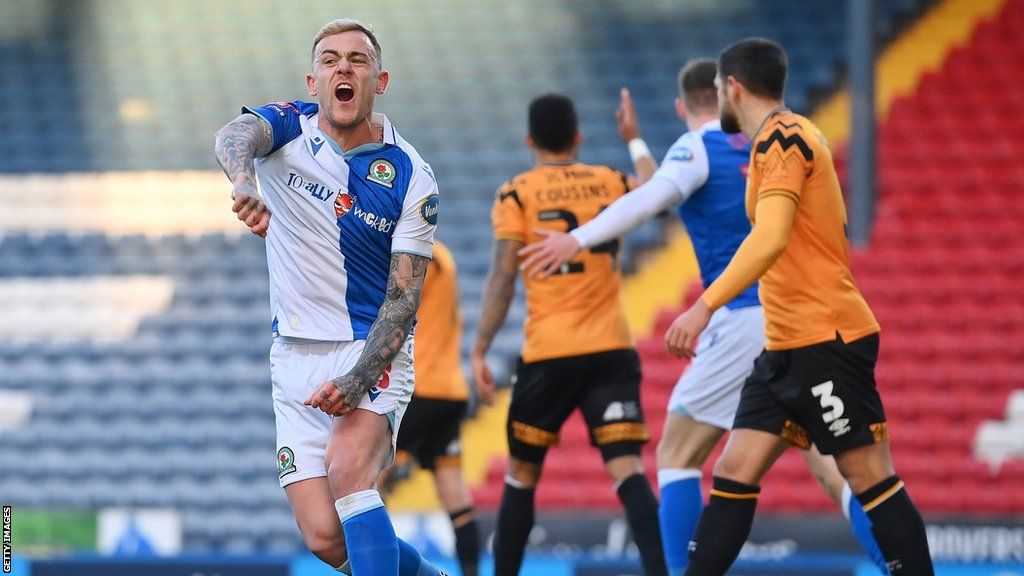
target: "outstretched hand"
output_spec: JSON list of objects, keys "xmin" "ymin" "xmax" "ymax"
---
[{"xmin": 517, "ymin": 229, "xmax": 582, "ymax": 278}]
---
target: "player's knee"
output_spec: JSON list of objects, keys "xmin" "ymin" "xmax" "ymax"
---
[
  {"xmin": 327, "ymin": 459, "xmax": 379, "ymax": 496},
  {"xmin": 835, "ymin": 443, "xmax": 895, "ymax": 494},
  {"xmin": 656, "ymin": 434, "xmax": 705, "ymax": 470},
  {"xmin": 303, "ymin": 529, "xmax": 345, "ymax": 566},
  {"xmin": 655, "ymin": 434, "xmax": 675, "ymax": 468},
  {"xmin": 605, "ymin": 455, "xmax": 644, "ymax": 483},
  {"xmin": 842, "ymin": 466, "xmax": 894, "ymax": 495},
  {"xmin": 712, "ymin": 453, "xmax": 756, "ymax": 485},
  {"xmin": 507, "ymin": 457, "xmax": 542, "ymax": 488}
]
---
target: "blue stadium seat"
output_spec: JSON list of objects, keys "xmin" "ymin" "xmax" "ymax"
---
[{"xmin": 0, "ymin": 0, "xmax": 927, "ymax": 552}]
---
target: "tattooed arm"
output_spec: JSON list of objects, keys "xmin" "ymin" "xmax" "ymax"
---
[
  {"xmin": 306, "ymin": 251, "xmax": 431, "ymax": 415},
  {"xmin": 214, "ymin": 114, "xmax": 274, "ymax": 237},
  {"xmin": 470, "ymin": 239, "xmax": 522, "ymax": 405}
]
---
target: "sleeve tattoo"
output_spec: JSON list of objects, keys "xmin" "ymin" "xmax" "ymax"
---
[
  {"xmin": 473, "ymin": 239, "xmax": 521, "ymax": 355},
  {"xmin": 214, "ymin": 114, "xmax": 273, "ymax": 196},
  {"xmin": 333, "ymin": 252, "xmax": 431, "ymax": 397}
]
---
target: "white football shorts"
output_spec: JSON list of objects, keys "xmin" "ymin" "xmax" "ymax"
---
[
  {"xmin": 270, "ymin": 336, "xmax": 415, "ymax": 488},
  {"xmin": 667, "ymin": 305, "xmax": 765, "ymax": 430}
]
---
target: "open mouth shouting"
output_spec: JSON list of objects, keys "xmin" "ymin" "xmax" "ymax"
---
[{"xmin": 335, "ymin": 83, "xmax": 355, "ymax": 103}]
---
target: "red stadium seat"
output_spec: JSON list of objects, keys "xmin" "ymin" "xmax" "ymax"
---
[{"xmin": 477, "ymin": 1, "xmax": 1024, "ymax": 513}]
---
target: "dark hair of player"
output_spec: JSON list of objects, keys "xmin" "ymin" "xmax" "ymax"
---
[
  {"xmin": 677, "ymin": 58, "xmax": 718, "ymax": 111},
  {"xmin": 718, "ymin": 38, "xmax": 788, "ymax": 100},
  {"xmin": 528, "ymin": 94, "xmax": 578, "ymax": 153}
]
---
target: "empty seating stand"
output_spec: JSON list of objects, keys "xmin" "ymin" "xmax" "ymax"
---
[{"xmin": 0, "ymin": 0, "xmax": 925, "ymax": 552}]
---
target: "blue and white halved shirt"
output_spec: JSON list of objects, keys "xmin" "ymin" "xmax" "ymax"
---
[{"xmin": 244, "ymin": 100, "xmax": 439, "ymax": 341}]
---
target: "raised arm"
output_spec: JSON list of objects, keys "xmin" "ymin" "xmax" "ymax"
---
[
  {"xmin": 471, "ymin": 239, "xmax": 521, "ymax": 405},
  {"xmin": 307, "ymin": 251, "xmax": 431, "ymax": 414},
  {"xmin": 214, "ymin": 114, "xmax": 273, "ymax": 237},
  {"xmin": 617, "ymin": 87, "xmax": 659, "ymax": 184}
]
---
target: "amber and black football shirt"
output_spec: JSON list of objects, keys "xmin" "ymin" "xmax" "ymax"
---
[
  {"xmin": 491, "ymin": 163, "xmax": 633, "ymax": 363},
  {"xmin": 747, "ymin": 111, "xmax": 879, "ymax": 350}
]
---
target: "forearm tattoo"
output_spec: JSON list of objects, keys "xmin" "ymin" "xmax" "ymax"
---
[
  {"xmin": 214, "ymin": 114, "xmax": 272, "ymax": 196},
  {"xmin": 474, "ymin": 240, "xmax": 520, "ymax": 354},
  {"xmin": 333, "ymin": 252, "xmax": 430, "ymax": 399}
]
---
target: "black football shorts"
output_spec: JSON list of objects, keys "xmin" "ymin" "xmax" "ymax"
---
[
  {"xmin": 507, "ymin": 348, "xmax": 649, "ymax": 464},
  {"xmin": 732, "ymin": 334, "xmax": 888, "ymax": 455},
  {"xmin": 396, "ymin": 396, "xmax": 467, "ymax": 470}
]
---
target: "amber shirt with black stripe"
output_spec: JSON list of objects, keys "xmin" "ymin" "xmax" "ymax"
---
[
  {"xmin": 491, "ymin": 163, "xmax": 633, "ymax": 362},
  {"xmin": 746, "ymin": 112, "xmax": 878, "ymax": 350}
]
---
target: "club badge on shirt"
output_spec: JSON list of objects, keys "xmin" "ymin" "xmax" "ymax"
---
[{"xmin": 367, "ymin": 159, "xmax": 396, "ymax": 188}]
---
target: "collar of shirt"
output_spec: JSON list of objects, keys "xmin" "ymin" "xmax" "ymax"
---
[{"xmin": 311, "ymin": 113, "xmax": 399, "ymax": 159}]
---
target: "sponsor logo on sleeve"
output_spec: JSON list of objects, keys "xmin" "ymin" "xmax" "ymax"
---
[
  {"xmin": 667, "ymin": 146, "xmax": 694, "ymax": 162},
  {"xmin": 367, "ymin": 159, "xmax": 397, "ymax": 188},
  {"xmin": 419, "ymin": 194, "xmax": 439, "ymax": 225},
  {"xmin": 268, "ymin": 101, "xmax": 299, "ymax": 116}
]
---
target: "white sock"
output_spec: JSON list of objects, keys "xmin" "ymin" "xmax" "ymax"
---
[
  {"xmin": 657, "ymin": 467, "xmax": 702, "ymax": 488},
  {"xmin": 335, "ymin": 489, "xmax": 385, "ymax": 523}
]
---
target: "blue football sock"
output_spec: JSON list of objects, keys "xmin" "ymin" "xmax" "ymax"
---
[
  {"xmin": 658, "ymin": 468, "xmax": 704, "ymax": 576},
  {"xmin": 337, "ymin": 539, "xmax": 444, "ymax": 576},
  {"xmin": 843, "ymin": 483, "xmax": 889, "ymax": 575},
  {"xmin": 337, "ymin": 490, "xmax": 399, "ymax": 576},
  {"xmin": 397, "ymin": 537, "xmax": 447, "ymax": 576}
]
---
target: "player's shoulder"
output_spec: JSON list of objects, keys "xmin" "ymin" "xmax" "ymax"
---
[
  {"xmin": 663, "ymin": 130, "xmax": 706, "ymax": 164},
  {"xmin": 588, "ymin": 162, "xmax": 626, "ymax": 178},
  {"xmin": 754, "ymin": 111, "xmax": 820, "ymax": 164},
  {"xmin": 578, "ymin": 163, "xmax": 629, "ymax": 191},
  {"xmin": 241, "ymin": 100, "xmax": 319, "ymax": 153},
  {"xmin": 495, "ymin": 167, "xmax": 540, "ymax": 202},
  {"xmin": 248, "ymin": 100, "xmax": 319, "ymax": 119},
  {"xmin": 377, "ymin": 119, "xmax": 424, "ymax": 169},
  {"xmin": 366, "ymin": 117, "xmax": 438, "ymax": 195},
  {"xmin": 495, "ymin": 165, "xmax": 544, "ymax": 193},
  {"xmin": 389, "ymin": 124, "xmax": 425, "ymax": 166}
]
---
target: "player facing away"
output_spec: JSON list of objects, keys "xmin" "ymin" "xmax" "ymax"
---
[
  {"xmin": 519, "ymin": 59, "xmax": 887, "ymax": 576},
  {"xmin": 214, "ymin": 19, "xmax": 448, "ymax": 576},
  {"xmin": 473, "ymin": 94, "xmax": 667, "ymax": 576},
  {"xmin": 380, "ymin": 240, "xmax": 480, "ymax": 576},
  {"xmin": 659, "ymin": 39, "xmax": 934, "ymax": 576}
]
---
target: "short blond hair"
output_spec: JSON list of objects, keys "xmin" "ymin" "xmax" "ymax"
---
[{"xmin": 310, "ymin": 18, "xmax": 382, "ymax": 69}]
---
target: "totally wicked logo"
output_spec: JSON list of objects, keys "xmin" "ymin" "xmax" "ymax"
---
[{"xmin": 288, "ymin": 172, "xmax": 335, "ymax": 202}]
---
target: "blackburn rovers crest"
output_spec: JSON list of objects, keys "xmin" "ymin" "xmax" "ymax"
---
[
  {"xmin": 277, "ymin": 446, "xmax": 296, "ymax": 478},
  {"xmin": 367, "ymin": 159, "xmax": 396, "ymax": 188}
]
